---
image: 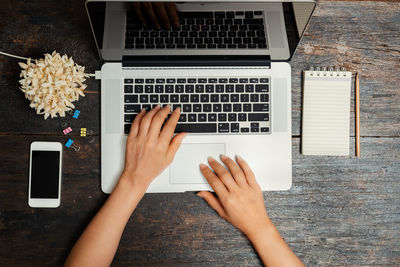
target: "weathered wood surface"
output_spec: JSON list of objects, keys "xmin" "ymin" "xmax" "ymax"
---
[{"xmin": 0, "ymin": 0, "xmax": 399, "ymax": 266}]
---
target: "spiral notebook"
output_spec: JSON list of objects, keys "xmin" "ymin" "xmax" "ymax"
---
[{"xmin": 302, "ymin": 68, "xmax": 352, "ymax": 156}]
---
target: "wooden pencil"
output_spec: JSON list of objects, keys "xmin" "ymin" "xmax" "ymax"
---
[{"xmin": 355, "ymin": 73, "xmax": 360, "ymax": 157}]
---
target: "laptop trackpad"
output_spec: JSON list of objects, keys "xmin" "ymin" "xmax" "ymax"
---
[{"xmin": 170, "ymin": 143, "xmax": 226, "ymax": 184}]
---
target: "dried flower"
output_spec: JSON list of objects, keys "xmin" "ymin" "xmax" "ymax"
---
[{"xmin": 18, "ymin": 51, "xmax": 89, "ymax": 119}]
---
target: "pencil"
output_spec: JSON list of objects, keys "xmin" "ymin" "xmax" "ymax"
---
[{"xmin": 355, "ymin": 73, "xmax": 360, "ymax": 157}]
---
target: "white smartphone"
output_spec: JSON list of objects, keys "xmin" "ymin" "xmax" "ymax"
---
[{"xmin": 28, "ymin": 141, "xmax": 63, "ymax": 208}]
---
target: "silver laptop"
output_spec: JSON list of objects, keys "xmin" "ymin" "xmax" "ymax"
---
[{"xmin": 86, "ymin": 0, "xmax": 315, "ymax": 193}]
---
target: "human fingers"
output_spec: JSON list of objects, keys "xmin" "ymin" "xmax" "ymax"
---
[
  {"xmin": 160, "ymin": 107, "xmax": 180, "ymax": 142},
  {"xmin": 165, "ymin": 3, "xmax": 180, "ymax": 27},
  {"xmin": 133, "ymin": 2, "xmax": 148, "ymax": 28},
  {"xmin": 236, "ymin": 155, "xmax": 259, "ymax": 188},
  {"xmin": 208, "ymin": 157, "xmax": 239, "ymax": 192},
  {"xmin": 220, "ymin": 155, "xmax": 248, "ymax": 187},
  {"xmin": 141, "ymin": 2, "xmax": 160, "ymax": 29},
  {"xmin": 128, "ymin": 109, "xmax": 146, "ymax": 137},
  {"xmin": 148, "ymin": 105, "xmax": 170, "ymax": 138},
  {"xmin": 137, "ymin": 105, "xmax": 160, "ymax": 137},
  {"xmin": 167, "ymin": 132, "xmax": 187, "ymax": 161},
  {"xmin": 152, "ymin": 2, "xmax": 171, "ymax": 29},
  {"xmin": 199, "ymin": 163, "xmax": 229, "ymax": 196},
  {"xmin": 197, "ymin": 191, "xmax": 227, "ymax": 219}
]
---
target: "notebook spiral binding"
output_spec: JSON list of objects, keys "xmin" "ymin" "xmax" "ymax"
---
[{"xmin": 308, "ymin": 66, "xmax": 349, "ymax": 77}]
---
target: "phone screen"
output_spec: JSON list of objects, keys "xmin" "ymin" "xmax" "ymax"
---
[{"xmin": 31, "ymin": 151, "xmax": 60, "ymax": 199}]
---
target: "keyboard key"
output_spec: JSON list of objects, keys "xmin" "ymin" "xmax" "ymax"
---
[
  {"xmin": 251, "ymin": 127, "xmax": 259, "ymax": 132},
  {"xmin": 193, "ymin": 104, "xmax": 202, "ymax": 112},
  {"xmin": 167, "ymin": 78, "xmax": 176, "ymax": 83},
  {"xmin": 183, "ymin": 104, "xmax": 191, "ymax": 112},
  {"xmin": 145, "ymin": 79, "xmax": 154, "ymax": 83},
  {"xmin": 188, "ymin": 114, "xmax": 197, "ymax": 122},
  {"xmin": 165, "ymin": 85, "xmax": 174, "ymax": 93},
  {"xmin": 206, "ymin": 84, "xmax": 214, "ymax": 92},
  {"xmin": 190, "ymin": 94, "xmax": 199, "ymax": 102},
  {"xmin": 185, "ymin": 84, "xmax": 194, "ymax": 93},
  {"xmin": 221, "ymin": 94, "xmax": 229, "ymax": 102},
  {"xmin": 228, "ymin": 113, "xmax": 237, "ymax": 121},
  {"xmin": 233, "ymin": 104, "xmax": 241, "ymax": 112},
  {"xmin": 231, "ymin": 123, "xmax": 240, "ymax": 133},
  {"xmin": 175, "ymin": 123, "xmax": 217, "ymax": 133},
  {"xmin": 175, "ymin": 84, "xmax": 184, "ymax": 93},
  {"xmin": 203, "ymin": 104, "xmax": 212, "ymax": 112},
  {"xmin": 124, "ymin": 85, "xmax": 133, "ymax": 93},
  {"xmin": 250, "ymin": 78, "xmax": 259, "ymax": 83},
  {"xmin": 173, "ymin": 104, "xmax": 182, "ymax": 111},
  {"xmin": 245, "ymin": 84, "xmax": 254, "ymax": 92},
  {"xmin": 213, "ymin": 104, "xmax": 222, "ymax": 112},
  {"xmin": 198, "ymin": 114, "xmax": 207, "ymax": 122},
  {"xmin": 243, "ymin": 104, "xmax": 251, "ymax": 111},
  {"xmin": 179, "ymin": 114, "xmax": 187, "ymax": 122},
  {"xmin": 218, "ymin": 113, "xmax": 227, "ymax": 122},
  {"xmin": 124, "ymin": 95, "xmax": 138, "ymax": 103},
  {"xmin": 255, "ymin": 84, "xmax": 269, "ymax": 92},
  {"xmin": 124, "ymin": 124, "xmax": 131, "ymax": 134},
  {"xmin": 223, "ymin": 104, "xmax": 232, "ymax": 112},
  {"xmin": 198, "ymin": 78, "xmax": 207, "ymax": 83},
  {"xmin": 260, "ymin": 94, "xmax": 269, "ymax": 102},
  {"xmin": 124, "ymin": 79, "xmax": 133, "ymax": 83},
  {"xmin": 248, "ymin": 113, "xmax": 269, "ymax": 121},
  {"xmin": 253, "ymin": 104, "xmax": 269, "ymax": 111},
  {"xmin": 177, "ymin": 78, "xmax": 186, "ymax": 83},
  {"xmin": 216, "ymin": 84, "xmax": 224, "ymax": 92},
  {"xmin": 142, "ymin": 104, "xmax": 152, "ymax": 111},
  {"xmin": 150, "ymin": 95, "xmax": 159, "ymax": 103},
  {"xmin": 238, "ymin": 113, "xmax": 247, "ymax": 121},
  {"xmin": 125, "ymin": 114, "xmax": 136, "ymax": 123},
  {"xmin": 261, "ymin": 127, "xmax": 269, "ymax": 132},
  {"xmin": 125, "ymin": 104, "xmax": 141, "ymax": 113},
  {"xmin": 226, "ymin": 84, "xmax": 234, "ymax": 92},
  {"xmin": 211, "ymin": 94, "xmax": 219, "ymax": 102},
  {"xmin": 235, "ymin": 84, "xmax": 244, "ymax": 92},
  {"xmin": 140, "ymin": 95, "xmax": 148, "ymax": 103},
  {"xmin": 156, "ymin": 79, "xmax": 165, "ymax": 83},
  {"xmin": 218, "ymin": 78, "xmax": 228, "ymax": 83},
  {"xmin": 241, "ymin": 127, "xmax": 249, "ymax": 133},
  {"xmin": 250, "ymin": 94, "xmax": 259, "ymax": 102},
  {"xmin": 170, "ymin": 94, "xmax": 179, "ymax": 103},
  {"xmin": 160, "ymin": 95, "xmax": 169, "ymax": 103},
  {"xmin": 239, "ymin": 78, "xmax": 248, "ymax": 83},
  {"xmin": 135, "ymin": 79, "xmax": 144, "ymax": 83},
  {"xmin": 260, "ymin": 78, "xmax": 269, "ymax": 83},
  {"xmin": 208, "ymin": 113, "xmax": 217, "ymax": 122},
  {"xmin": 188, "ymin": 78, "xmax": 196, "ymax": 83},
  {"xmin": 155, "ymin": 85, "xmax": 163, "ymax": 93},
  {"xmin": 195, "ymin": 85, "xmax": 204, "ymax": 93},
  {"xmin": 230, "ymin": 94, "xmax": 240, "ymax": 102},
  {"xmin": 229, "ymin": 78, "xmax": 238, "ymax": 83},
  {"xmin": 135, "ymin": 85, "xmax": 143, "ymax": 93},
  {"xmin": 200, "ymin": 94, "xmax": 210, "ymax": 102},
  {"xmin": 218, "ymin": 123, "xmax": 229, "ymax": 133},
  {"xmin": 145, "ymin": 85, "xmax": 154, "ymax": 93}
]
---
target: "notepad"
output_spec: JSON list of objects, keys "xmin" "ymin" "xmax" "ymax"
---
[{"xmin": 302, "ymin": 69, "xmax": 352, "ymax": 156}]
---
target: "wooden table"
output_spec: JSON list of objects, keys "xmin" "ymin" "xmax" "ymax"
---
[{"xmin": 0, "ymin": 1, "xmax": 399, "ymax": 266}]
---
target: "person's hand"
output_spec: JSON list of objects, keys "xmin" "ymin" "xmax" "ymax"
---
[
  {"xmin": 122, "ymin": 105, "xmax": 186, "ymax": 189},
  {"xmin": 197, "ymin": 155, "xmax": 272, "ymax": 239},
  {"xmin": 132, "ymin": 2, "xmax": 180, "ymax": 30}
]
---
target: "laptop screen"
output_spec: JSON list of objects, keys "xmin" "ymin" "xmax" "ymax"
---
[{"xmin": 86, "ymin": 1, "xmax": 315, "ymax": 61}]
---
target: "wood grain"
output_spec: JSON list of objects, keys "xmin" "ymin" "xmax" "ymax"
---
[{"xmin": 0, "ymin": 0, "xmax": 399, "ymax": 266}]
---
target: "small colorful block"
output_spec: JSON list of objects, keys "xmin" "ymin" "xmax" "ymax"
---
[
  {"xmin": 63, "ymin": 126, "xmax": 72, "ymax": 135},
  {"xmin": 73, "ymin": 110, "xmax": 80, "ymax": 119},
  {"xmin": 65, "ymin": 139, "xmax": 74, "ymax": 148},
  {"xmin": 80, "ymin": 128, "xmax": 87, "ymax": 136}
]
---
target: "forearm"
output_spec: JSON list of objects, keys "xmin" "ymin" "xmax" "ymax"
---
[
  {"xmin": 65, "ymin": 174, "xmax": 147, "ymax": 267},
  {"xmin": 247, "ymin": 222, "xmax": 305, "ymax": 267}
]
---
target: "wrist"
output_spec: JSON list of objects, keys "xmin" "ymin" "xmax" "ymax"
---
[
  {"xmin": 119, "ymin": 171, "xmax": 151, "ymax": 193},
  {"xmin": 245, "ymin": 218, "xmax": 276, "ymax": 243}
]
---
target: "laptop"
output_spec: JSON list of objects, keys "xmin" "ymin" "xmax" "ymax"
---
[{"xmin": 85, "ymin": 0, "xmax": 316, "ymax": 193}]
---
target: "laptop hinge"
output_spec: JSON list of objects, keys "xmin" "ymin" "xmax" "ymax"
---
[{"xmin": 122, "ymin": 55, "xmax": 271, "ymax": 68}]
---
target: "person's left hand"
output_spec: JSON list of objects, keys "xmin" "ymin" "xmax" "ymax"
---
[{"xmin": 122, "ymin": 105, "xmax": 186, "ymax": 189}]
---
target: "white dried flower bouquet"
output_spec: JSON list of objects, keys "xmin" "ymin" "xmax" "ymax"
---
[{"xmin": 18, "ymin": 51, "xmax": 89, "ymax": 119}]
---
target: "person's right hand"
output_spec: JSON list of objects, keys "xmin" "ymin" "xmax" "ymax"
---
[
  {"xmin": 197, "ymin": 155, "xmax": 272, "ymax": 239},
  {"xmin": 132, "ymin": 2, "xmax": 180, "ymax": 30}
]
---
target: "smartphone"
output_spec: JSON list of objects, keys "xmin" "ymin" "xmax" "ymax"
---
[{"xmin": 28, "ymin": 141, "xmax": 63, "ymax": 208}]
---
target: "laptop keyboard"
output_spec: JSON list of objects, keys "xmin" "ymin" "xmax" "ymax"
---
[
  {"xmin": 125, "ymin": 11, "xmax": 268, "ymax": 49},
  {"xmin": 124, "ymin": 77, "xmax": 270, "ymax": 134}
]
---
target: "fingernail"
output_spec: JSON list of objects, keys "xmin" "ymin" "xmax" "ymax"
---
[
  {"xmin": 236, "ymin": 155, "xmax": 243, "ymax": 161},
  {"xmin": 207, "ymin": 156, "xmax": 215, "ymax": 163},
  {"xmin": 156, "ymin": 104, "xmax": 160, "ymax": 109},
  {"xmin": 220, "ymin": 154, "xmax": 228, "ymax": 160},
  {"xmin": 199, "ymin": 163, "xmax": 207, "ymax": 170}
]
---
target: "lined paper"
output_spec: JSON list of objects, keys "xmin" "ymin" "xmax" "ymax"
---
[{"xmin": 302, "ymin": 71, "xmax": 352, "ymax": 156}]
